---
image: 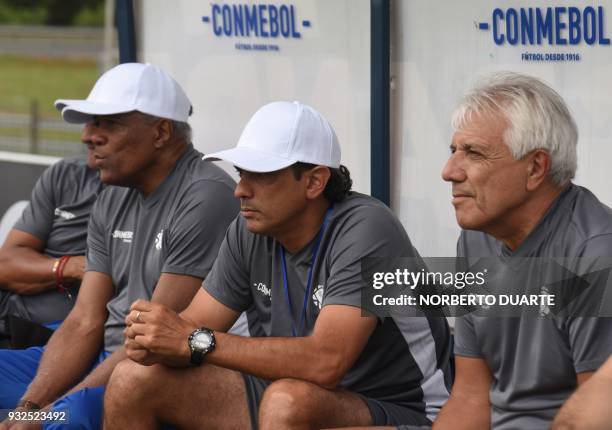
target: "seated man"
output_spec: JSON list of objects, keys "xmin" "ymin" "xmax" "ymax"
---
[
  {"xmin": 434, "ymin": 72, "xmax": 612, "ymax": 429},
  {"xmin": 0, "ymin": 62, "xmax": 239, "ymax": 429},
  {"xmin": 552, "ymin": 355, "xmax": 612, "ymax": 430},
  {"xmin": 104, "ymin": 101, "xmax": 452, "ymax": 429},
  {"xmin": 0, "ymin": 155, "xmax": 103, "ymax": 330}
]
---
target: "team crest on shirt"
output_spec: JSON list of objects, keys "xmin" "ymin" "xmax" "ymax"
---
[
  {"xmin": 154, "ymin": 230, "xmax": 163, "ymax": 251},
  {"xmin": 539, "ymin": 285, "xmax": 551, "ymax": 317},
  {"xmin": 312, "ymin": 285, "xmax": 324, "ymax": 310}
]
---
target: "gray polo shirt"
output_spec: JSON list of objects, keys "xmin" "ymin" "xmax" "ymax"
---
[
  {"xmin": 14, "ymin": 156, "xmax": 103, "ymax": 257},
  {"xmin": 87, "ymin": 145, "xmax": 239, "ymax": 352},
  {"xmin": 205, "ymin": 192, "xmax": 451, "ymax": 421},
  {"xmin": 455, "ymin": 184, "xmax": 612, "ymax": 429},
  {"xmin": 3, "ymin": 156, "xmax": 103, "ymax": 323}
]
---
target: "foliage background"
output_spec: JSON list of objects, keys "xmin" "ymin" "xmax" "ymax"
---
[
  {"xmin": 0, "ymin": 0, "xmax": 111, "ymax": 155},
  {"xmin": 0, "ymin": 0, "xmax": 105, "ymax": 27}
]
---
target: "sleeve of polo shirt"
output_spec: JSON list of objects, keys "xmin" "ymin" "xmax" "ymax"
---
[
  {"xmin": 13, "ymin": 160, "xmax": 62, "ymax": 241},
  {"xmin": 202, "ymin": 217, "xmax": 253, "ymax": 312},
  {"xmin": 566, "ymin": 234, "xmax": 612, "ymax": 373},
  {"xmin": 452, "ymin": 233, "xmax": 484, "ymax": 358},
  {"xmin": 86, "ymin": 189, "xmax": 112, "ymax": 274},
  {"xmin": 322, "ymin": 204, "xmax": 416, "ymax": 318},
  {"xmin": 453, "ymin": 314, "xmax": 483, "ymax": 358},
  {"xmin": 162, "ymin": 180, "xmax": 239, "ymax": 279}
]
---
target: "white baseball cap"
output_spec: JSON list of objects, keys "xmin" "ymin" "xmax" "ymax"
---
[
  {"xmin": 205, "ymin": 101, "xmax": 341, "ymax": 172},
  {"xmin": 55, "ymin": 63, "xmax": 192, "ymax": 124}
]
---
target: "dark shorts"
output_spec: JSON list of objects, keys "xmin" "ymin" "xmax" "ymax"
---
[
  {"xmin": 241, "ymin": 374, "xmax": 432, "ymax": 429},
  {"xmin": 396, "ymin": 426, "xmax": 432, "ymax": 430},
  {"xmin": 0, "ymin": 288, "xmax": 75, "ymax": 324}
]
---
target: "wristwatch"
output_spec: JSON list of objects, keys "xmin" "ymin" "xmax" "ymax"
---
[
  {"xmin": 188, "ymin": 327, "xmax": 216, "ymax": 366},
  {"xmin": 17, "ymin": 399, "xmax": 41, "ymax": 410}
]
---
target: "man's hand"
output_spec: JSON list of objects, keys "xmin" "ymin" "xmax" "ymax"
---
[
  {"xmin": 124, "ymin": 300, "xmax": 197, "ymax": 367},
  {"xmin": 0, "ymin": 421, "xmax": 41, "ymax": 430},
  {"xmin": 62, "ymin": 256, "xmax": 86, "ymax": 281},
  {"xmin": 0, "ymin": 407, "xmax": 44, "ymax": 430},
  {"xmin": 123, "ymin": 338, "xmax": 160, "ymax": 366}
]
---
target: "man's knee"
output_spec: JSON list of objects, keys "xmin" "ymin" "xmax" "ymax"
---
[
  {"xmin": 106, "ymin": 359, "xmax": 162, "ymax": 406},
  {"xmin": 259, "ymin": 378, "xmax": 319, "ymax": 425}
]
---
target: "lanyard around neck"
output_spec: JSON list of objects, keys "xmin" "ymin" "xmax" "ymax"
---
[{"xmin": 279, "ymin": 205, "xmax": 333, "ymax": 337}]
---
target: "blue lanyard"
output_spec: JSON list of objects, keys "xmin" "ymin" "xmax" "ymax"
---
[{"xmin": 279, "ymin": 205, "xmax": 333, "ymax": 337}]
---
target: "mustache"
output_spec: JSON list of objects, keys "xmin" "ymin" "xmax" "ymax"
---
[
  {"xmin": 240, "ymin": 198, "xmax": 258, "ymax": 211},
  {"xmin": 240, "ymin": 205, "xmax": 258, "ymax": 211},
  {"xmin": 451, "ymin": 188, "xmax": 473, "ymax": 197}
]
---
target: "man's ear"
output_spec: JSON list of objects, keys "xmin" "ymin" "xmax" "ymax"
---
[
  {"xmin": 305, "ymin": 166, "xmax": 331, "ymax": 200},
  {"xmin": 526, "ymin": 149, "xmax": 551, "ymax": 191},
  {"xmin": 153, "ymin": 119, "xmax": 173, "ymax": 149}
]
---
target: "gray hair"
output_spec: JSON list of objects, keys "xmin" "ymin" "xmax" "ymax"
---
[
  {"xmin": 452, "ymin": 72, "xmax": 577, "ymax": 185},
  {"xmin": 140, "ymin": 112, "xmax": 192, "ymax": 143}
]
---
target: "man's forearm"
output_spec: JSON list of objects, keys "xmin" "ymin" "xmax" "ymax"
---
[
  {"xmin": 20, "ymin": 317, "xmax": 105, "ymax": 407},
  {"xmin": 2, "ymin": 281, "xmax": 55, "ymax": 296},
  {"xmin": 0, "ymin": 247, "xmax": 85, "ymax": 294},
  {"xmin": 552, "ymin": 362, "xmax": 612, "ymax": 430},
  {"xmin": 129, "ymin": 301, "xmax": 372, "ymax": 388},
  {"xmin": 204, "ymin": 332, "xmax": 348, "ymax": 388},
  {"xmin": 0, "ymin": 247, "xmax": 56, "ymax": 293}
]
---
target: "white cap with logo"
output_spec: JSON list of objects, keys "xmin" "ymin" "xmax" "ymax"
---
[
  {"xmin": 205, "ymin": 101, "xmax": 341, "ymax": 173},
  {"xmin": 55, "ymin": 62, "xmax": 192, "ymax": 124}
]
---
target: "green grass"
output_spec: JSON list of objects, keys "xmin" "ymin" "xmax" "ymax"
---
[{"xmin": 0, "ymin": 55, "xmax": 99, "ymax": 118}]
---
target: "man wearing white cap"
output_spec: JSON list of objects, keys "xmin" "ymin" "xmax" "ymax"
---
[
  {"xmin": 104, "ymin": 101, "xmax": 451, "ymax": 429},
  {"xmin": 0, "ymin": 63, "xmax": 238, "ymax": 429}
]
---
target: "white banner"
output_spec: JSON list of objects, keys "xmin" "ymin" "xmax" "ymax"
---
[{"xmin": 136, "ymin": 0, "xmax": 371, "ymax": 192}]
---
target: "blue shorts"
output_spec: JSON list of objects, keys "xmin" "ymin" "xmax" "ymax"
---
[{"xmin": 0, "ymin": 346, "xmax": 109, "ymax": 430}]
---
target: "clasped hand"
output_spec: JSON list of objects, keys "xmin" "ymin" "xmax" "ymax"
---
[{"xmin": 124, "ymin": 300, "xmax": 196, "ymax": 367}]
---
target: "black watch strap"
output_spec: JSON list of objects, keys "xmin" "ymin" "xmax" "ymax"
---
[
  {"xmin": 190, "ymin": 349, "xmax": 205, "ymax": 366},
  {"xmin": 188, "ymin": 327, "xmax": 215, "ymax": 366}
]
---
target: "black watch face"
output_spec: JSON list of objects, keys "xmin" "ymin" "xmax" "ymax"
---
[{"xmin": 192, "ymin": 331, "xmax": 212, "ymax": 350}]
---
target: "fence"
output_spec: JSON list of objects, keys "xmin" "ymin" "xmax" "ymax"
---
[
  {"xmin": 0, "ymin": 25, "xmax": 113, "ymax": 157},
  {"xmin": 0, "ymin": 25, "xmax": 105, "ymax": 59},
  {"xmin": 0, "ymin": 108, "xmax": 84, "ymax": 157}
]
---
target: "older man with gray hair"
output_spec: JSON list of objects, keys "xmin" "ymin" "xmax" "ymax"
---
[{"xmin": 434, "ymin": 72, "xmax": 612, "ymax": 429}]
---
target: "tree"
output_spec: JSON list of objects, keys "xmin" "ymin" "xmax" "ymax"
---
[{"xmin": 0, "ymin": 0, "xmax": 104, "ymax": 26}]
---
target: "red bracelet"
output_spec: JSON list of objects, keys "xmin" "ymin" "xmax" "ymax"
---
[{"xmin": 55, "ymin": 255, "xmax": 71, "ymax": 291}]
